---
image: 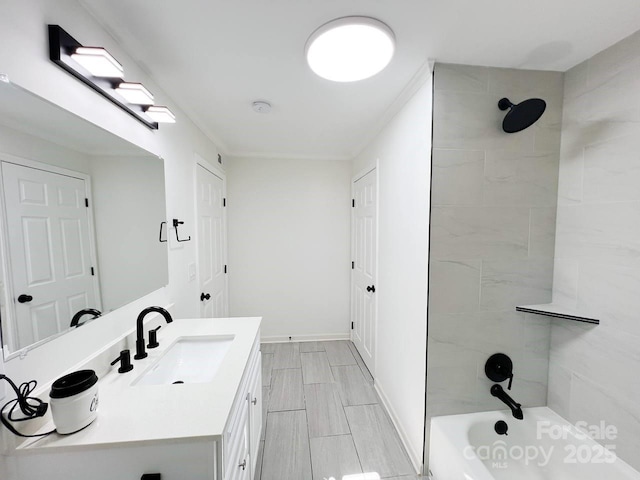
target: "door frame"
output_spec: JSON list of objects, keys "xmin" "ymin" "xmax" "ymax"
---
[
  {"xmin": 194, "ymin": 153, "xmax": 229, "ymax": 317},
  {"xmin": 0, "ymin": 153, "xmax": 101, "ymax": 358},
  {"xmin": 350, "ymin": 163, "xmax": 379, "ymax": 378}
]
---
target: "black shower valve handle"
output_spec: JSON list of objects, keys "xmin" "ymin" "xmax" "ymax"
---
[{"xmin": 485, "ymin": 353, "xmax": 514, "ymax": 388}]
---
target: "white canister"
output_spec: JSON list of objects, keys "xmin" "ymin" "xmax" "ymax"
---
[{"xmin": 49, "ymin": 370, "xmax": 99, "ymax": 435}]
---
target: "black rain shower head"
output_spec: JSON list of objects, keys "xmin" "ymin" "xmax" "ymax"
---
[{"xmin": 498, "ymin": 97, "xmax": 546, "ymax": 133}]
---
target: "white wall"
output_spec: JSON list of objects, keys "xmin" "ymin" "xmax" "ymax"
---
[
  {"xmin": 0, "ymin": 124, "xmax": 91, "ymax": 174},
  {"xmin": 226, "ymin": 157, "xmax": 351, "ymax": 339},
  {"xmin": 352, "ymin": 76, "xmax": 432, "ymax": 471},
  {"xmin": 549, "ymin": 29, "xmax": 640, "ymax": 472},
  {"xmin": 0, "ymin": 1, "xmax": 221, "ymax": 474}
]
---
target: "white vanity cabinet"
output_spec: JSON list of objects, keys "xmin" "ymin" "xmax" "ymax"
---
[
  {"xmin": 11, "ymin": 318, "xmax": 263, "ymax": 480},
  {"xmin": 223, "ymin": 336, "xmax": 262, "ymax": 480}
]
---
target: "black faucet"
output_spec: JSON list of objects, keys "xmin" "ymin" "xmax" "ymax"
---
[
  {"xmin": 134, "ymin": 306, "xmax": 173, "ymax": 360},
  {"xmin": 70, "ymin": 308, "xmax": 101, "ymax": 328},
  {"xmin": 491, "ymin": 384, "xmax": 524, "ymax": 420}
]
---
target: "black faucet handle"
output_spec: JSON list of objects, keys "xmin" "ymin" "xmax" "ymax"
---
[
  {"xmin": 111, "ymin": 350, "xmax": 134, "ymax": 373},
  {"xmin": 148, "ymin": 326, "xmax": 162, "ymax": 349},
  {"xmin": 507, "ymin": 373, "xmax": 514, "ymax": 390}
]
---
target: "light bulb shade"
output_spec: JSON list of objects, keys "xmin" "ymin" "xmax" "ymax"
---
[
  {"xmin": 146, "ymin": 106, "xmax": 176, "ymax": 123},
  {"xmin": 71, "ymin": 47, "xmax": 124, "ymax": 78},
  {"xmin": 116, "ymin": 82, "xmax": 154, "ymax": 105},
  {"xmin": 305, "ymin": 16, "xmax": 395, "ymax": 82}
]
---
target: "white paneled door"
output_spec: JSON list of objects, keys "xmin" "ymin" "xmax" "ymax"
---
[
  {"xmin": 196, "ymin": 163, "xmax": 227, "ymax": 318},
  {"xmin": 351, "ymin": 168, "xmax": 377, "ymax": 377},
  {"xmin": 1, "ymin": 161, "xmax": 98, "ymax": 349}
]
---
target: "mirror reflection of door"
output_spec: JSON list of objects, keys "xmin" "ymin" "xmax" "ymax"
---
[
  {"xmin": 196, "ymin": 163, "xmax": 227, "ymax": 318},
  {"xmin": 1, "ymin": 160, "xmax": 100, "ymax": 349}
]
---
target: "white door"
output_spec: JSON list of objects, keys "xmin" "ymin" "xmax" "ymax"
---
[
  {"xmin": 1, "ymin": 162, "xmax": 98, "ymax": 348},
  {"xmin": 351, "ymin": 168, "xmax": 377, "ymax": 376},
  {"xmin": 196, "ymin": 164, "xmax": 227, "ymax": 318}
]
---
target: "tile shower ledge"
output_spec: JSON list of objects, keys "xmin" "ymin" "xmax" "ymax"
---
[
  {"xmin": 516, "ymin": 304, "xmax": 600, "ymax": 324},
  {"xmin": 13, "ymin": 316, "xmax": 261, "ymax": 453}
]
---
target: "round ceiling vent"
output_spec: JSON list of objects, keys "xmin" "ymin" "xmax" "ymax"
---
[{"xmin": 252, "ymin": 101, "xmax": 272, "ymax": 113}]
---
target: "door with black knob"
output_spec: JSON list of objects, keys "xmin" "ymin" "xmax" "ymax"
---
[
  {"xmin": 351, "ymin": 167, "xmax": 377, "ymax": 377},
  {"xmin": 196, "ymin": 162, "xmax": 228, "ymax": 318},
  {"xmin": 2, "ymin": 161, "xmax": 100, "ymax": 350}
]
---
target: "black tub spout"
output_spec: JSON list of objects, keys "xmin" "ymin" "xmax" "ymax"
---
[{"xmin": 491, "ymin": 384, "xmax": 523, "ymax": 420}]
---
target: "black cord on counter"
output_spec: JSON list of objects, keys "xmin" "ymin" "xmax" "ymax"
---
[{"xmin": 0, "ymin": 374, "xmax": 56, "ymax": 437}]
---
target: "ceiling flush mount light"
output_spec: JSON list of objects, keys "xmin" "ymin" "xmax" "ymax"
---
[
  {"xmin": 48, "ymin": 25, "xmax": 161, "ymax": 129},
  {"xmin": 145, "ymin": 106, "xmax": 176, "ymax": 123},
  {"xmin": 305, "ymin": 16, "xmax": 395, "ymax": 82},
  {"xmin": 71, "ymin": 46, "xmax": 124, "ymax": 78},
  {"xmin": 116, "ymin": 82, "xmax": 154, "ymax": 105}
]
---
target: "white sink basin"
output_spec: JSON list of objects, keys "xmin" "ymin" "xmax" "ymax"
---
[{"xmin": 133, "ymin": 335, "xmax": 234, "ymax": 386}]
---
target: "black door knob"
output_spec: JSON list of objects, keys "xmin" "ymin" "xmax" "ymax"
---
[
  {"xmin": 200, "ymin": 292, "xmax": 211, "ymax": 301},
  {"xmin": 366, "ymin": 285, "xmax": 376, "ymax": 293},
  {"xmin": 17, "ymin": 294, "xmax": 33, "ymax": 303}
]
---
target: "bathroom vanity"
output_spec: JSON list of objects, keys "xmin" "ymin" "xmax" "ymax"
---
[{"xmin": 9, "ymin": 317, "xmax": 262, "ymax": 480}]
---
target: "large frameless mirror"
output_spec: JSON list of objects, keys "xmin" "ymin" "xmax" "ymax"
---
[{"xmin": 0, "ymin": 80, "xmax": 168, "ymax": 359}]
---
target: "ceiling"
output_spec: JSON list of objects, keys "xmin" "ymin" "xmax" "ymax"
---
[{"xmin": 81, "ymin": 0, "xmax": 640, "ymax": 161}]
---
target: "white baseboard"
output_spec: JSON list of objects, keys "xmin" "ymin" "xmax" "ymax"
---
[
  {"xmin": 375, "ymin": 381, "xmax": 423, "ymax": 474},
  {"xmin": 260, "ymin": 333, "xmax": 349, "ymax": 343}
]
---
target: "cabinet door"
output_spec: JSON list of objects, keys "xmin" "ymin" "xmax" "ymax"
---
[
  {"xmin": 226, "ymin": 394, "xmax": 250, "ymax": 480},
  {"xmin": 248, "ymin": 355, "xmax": 262, "ymax": 477}
]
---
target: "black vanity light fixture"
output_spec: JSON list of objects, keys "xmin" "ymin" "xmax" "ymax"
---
[{"xmin": 48, "ymin": 25, "xmax": 176, "ymax": 129}]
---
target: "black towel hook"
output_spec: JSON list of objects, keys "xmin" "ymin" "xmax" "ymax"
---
[
  {"xmin": 173, "ymin": 218, "xmax": 191, "ymax": 242},
  {"xmin": 159, "ymin": 221, "xmax": 167, "ymax": 243}
]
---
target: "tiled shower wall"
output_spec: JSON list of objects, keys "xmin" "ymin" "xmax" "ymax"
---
[
  {"xmin": 549, "ymin": 30, "xmax": 640, "ymax": 471},
  {"xmin": 426, "ymin": 64, "xmax": 563, "ymax": 441}
]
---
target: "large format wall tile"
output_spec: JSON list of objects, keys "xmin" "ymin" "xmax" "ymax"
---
[
  {"xmin": 550, "ymin": 259, "xmax": 578, "ymax": 306},
  {"xmin": 483, "ymin": 150, "xmax": 559, "ymax": 207},
  {"xmin": 430, "ymin": 206, "xmax": 531, "ymax": 260},
  {"xmin": 587, "ymin": 31, "xmax": 640, "ymax": 89},
  {"xmin": 582, "ymin": 135, "xmax": 640, "ymax": 203},
  {"xmin": 480, "ymin": 258, "xmax": 553, "ymax": 310},
  {"xmin": 570, "ymin": 373, "xmax": 640, "ymax": 469},
  {"xmin": 428, "ymin": 260, "xmax": 481, "ymax": 314},
  {"xmin": 432, "ymin": 90, "xmax": 536, "ymax": 152},
  {"xmin": 487, "ymin": 68, "xmax": 564, "ymax": 99},
  {"xmin": 434, "ymin": 63, "xmax": 489, "ymax": 93},
  {"xmin": 555, "ymin": 203, "xmax": 640, "ymax": 264},
  {"xmin": 431, "ymin": 149, "xmax": 485, "ymax": 206},
  {"xmin": 427, "ymin": 63, "xmax": 562, "ymax": 463},
  {"xmin": 529, "ymin": 207, "xmax": 557, "ymax": 258}
]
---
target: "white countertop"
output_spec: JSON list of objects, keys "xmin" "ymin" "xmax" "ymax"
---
[{"xmin": 14, "ymin": 317, "xmax": 261, "ymax": 453}]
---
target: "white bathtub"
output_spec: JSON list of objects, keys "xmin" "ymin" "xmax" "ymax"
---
[{"xmin": 429, "ymin": 407, "xmax": 640, "ymax": 480}]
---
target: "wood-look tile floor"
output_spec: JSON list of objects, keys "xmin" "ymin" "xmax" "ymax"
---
[{"xmin": 256, "ymin": 340, "xmax": 422, "ymax": 480}]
